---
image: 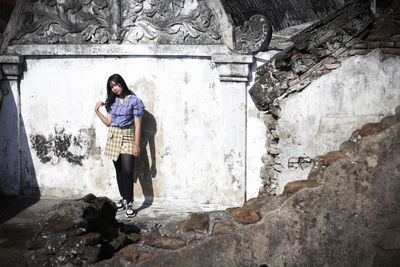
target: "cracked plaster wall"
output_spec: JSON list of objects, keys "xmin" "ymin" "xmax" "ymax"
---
[{"xmin": 11, "ymin": 55, "xmax": 247, "ymax": 206}]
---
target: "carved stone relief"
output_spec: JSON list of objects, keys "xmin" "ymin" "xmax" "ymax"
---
[
  {"xmin": 234, "ymin": 14, "xmax": 272, "ymax": 54},
  {"xmin": 10, "ymin": 0, "xmax": 222, "ymax": 45},
  {"xmin": 121, "ymin": 0, "xmax": 221, "ymax": 44}
]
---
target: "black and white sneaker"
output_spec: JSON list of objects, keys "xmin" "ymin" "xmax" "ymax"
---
[
  {"xmin": 116, "ymin": 198, "xmax": 125, "ymax": 211},
  {"xmin": 125, "ymin": 202, "xmax": 136, "ymax": 218}
]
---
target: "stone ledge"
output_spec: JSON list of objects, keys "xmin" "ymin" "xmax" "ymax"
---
[{"xmin": 6, "ymin": 44, "xmax": 231, "ymax": 57}]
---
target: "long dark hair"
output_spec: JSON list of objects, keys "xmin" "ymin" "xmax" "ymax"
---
[{"xmin": 105, "ymin": 74, "xmax": 133, "ymax": 112}]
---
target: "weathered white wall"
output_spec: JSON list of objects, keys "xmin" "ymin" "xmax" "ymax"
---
[
  {"xmin": 277, "ymin": 49, "xmax": 400, "ymax": 193},
  {"xmin": 0, "ymin": 80, "xmax": 19, "ymax": 195},
  {"xmin": 14, "ymin": 50, "xmax": 247, "ymax": 206}
]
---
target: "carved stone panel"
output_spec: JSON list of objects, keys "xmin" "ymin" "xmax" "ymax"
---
[
  {"xmin": 10, "ymin": 0, "xmax": 222, "ymax": 45},
  {"xmin": 121, "ymin": 0, "xmax": 221, "ymax": 44}
]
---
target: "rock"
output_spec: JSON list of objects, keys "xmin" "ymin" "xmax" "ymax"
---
[
  {"xmin": 339, "ymin": 140, "xmax": 357, "ymax": 154},
  {"xmin": 267, "ymin": 146, "xmax": 280, "ymax": 155},
  {"xmin": 25, "ymin": 237, "xmax": 47, "ymax": 250},
  {"xmin": 137, "ymin": 121, "xmax": 400, "ymax": 267},
  {"xmin": 143, "ymin": 230, "xmax": 186, "ymax": 250},
  {"xmin": 127, "ymin": 233, "xmax": 140, "ymax": 243},
  {"xmin": 110, "ymin": 232, "xmax": 127, "ymax": 251},
  {"xmin": 114, "ymin": 244, "xmax": 139, "ymax": 263},
  {"xmin": 212, "ymin": 222, "xmax": 236, "ymax": 235},
  {"xmin": 26, "ymin": 195, "xmax": 120, "ymax": 266},
  {"xmin": 233, "ymin": 208, "xmax": 261, "ymax": 224},
  {"xmin": 141, "ymin": 252, "xmax": 155, "ymax": 261},
  {"xmin": 395, "ymin": 105, "xmax": 400, "ymax": 120},
  {"xmin": 65, "ymin": 232, "xmax": 101, "ymax": 247},
  {"xmin": 283, "ymin": 180, "xmax": 320, "ymax": 195},
  {"xmin": 323, "ymin": 151, "xmax": 348, "ymax": 166},
  {"xmin": 181, "ymin": 213, "xmax": 209, "ymax": 234},
  {"xmin": 381, "ymin": 115, "xmax": 398, "ymax": 128},
  {"xmin": 358, "ymin": 122, "xmax": 385, "ymax": 137}
]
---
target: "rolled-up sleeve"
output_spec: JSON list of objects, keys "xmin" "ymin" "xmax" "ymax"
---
[{"xmin": 133, "ymin": 98, "xmax": 144, "ymax": 118}]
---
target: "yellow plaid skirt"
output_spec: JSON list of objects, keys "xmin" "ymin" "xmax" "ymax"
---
[{"xmin": 104, "ymin": 126, "xmax": 135, "ymax": 161}]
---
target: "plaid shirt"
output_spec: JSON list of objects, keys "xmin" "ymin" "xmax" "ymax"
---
[{"xmin": 108, "ymin": 94, "xmax": 144, "ymax": 127}]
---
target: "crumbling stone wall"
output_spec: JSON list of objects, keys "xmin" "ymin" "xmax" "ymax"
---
[{"xmin": 250, "ymin": 0, "xmax": 400, "ymax": 195}]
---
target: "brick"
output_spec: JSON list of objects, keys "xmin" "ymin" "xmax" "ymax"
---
[
  {"xmin": 395, "ymin": 42, "xmax": 400, "ymax": 48},
  {"xmin": 367, "ymin": 33, "xmax": 389, "ymax": 40},
  {"xmin": 324, "ymin": 151, "xmax": 348, "ymax": 166},
  {"xmin": 349, "ymin": 49, "xmax": 369, "ymax": 55},
  {"xmin": 392, "ymin": 34, "xmax": 400, "ymax": 41},
  {"xmin": 368, "ymin": 41, "xmax": 381, "ymax": 49},
  {"xmin": 353, "ymin": 43, "xmax": 368, "ymax": 49},
  {"xmin": 267, "ymin": 123, "xmax": 276, "ymax": 130},
  {"xmin": 325, "ymin": 63, "xmax": 341, "ymax": 70},
  {"xmin": 359, "ymin": 122, "xmax": 386, "ymax": 137},
  {"xmin": 381, "ymin": 41, "xmax": 395, "ymax": 47},
  {"xmin": 316, "ymin": 70, "xmax": 330, "ymax": 76},
  {"xmin": 283, "ymin": 180, "xmax": 320, "ymax": 195},
  {"xmin": 381, "ymin": 48, "xmax": 400, "ymax": 55}
]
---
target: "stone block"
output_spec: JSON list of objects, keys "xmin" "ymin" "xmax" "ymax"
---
[
  {"xmin": 212, "ymin": 222, "xmax": 236, "ymax": 235},
  {"xmin": 381, "ymin": 48, "xmax": 400, "ymax": 55},
  {"xmin": 181, "ymin": 213, "xmax": 209, "ymax": 234},
  {"xmin": 359, "ymin": 122, "xmax": 385, "ymax": 137},
  {"xmin": 323, "ymin": 151, "xmax": 348, "ymax": 166},
  {"xmin": 114, "ymin": 244, "xmax": 139, "ymax": 263},
  {"xmin": 368, "ymin": 41, "xmax": 381, "ymax": 49},
  {"xmin": 143, "ymin": 230, "xmax": 186, "ymax": 249},
  {"xmin": 233, "ymin": 208, "xmax": 261, "ymax": 224},
  {"xmin": 283, "ymin": 180, "xmax": 320, "ymax": 195}
]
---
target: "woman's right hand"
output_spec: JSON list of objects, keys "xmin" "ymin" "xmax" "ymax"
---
[{"xmin": 95, "ymin": 101, "xmax": 104, "ymax": 112}]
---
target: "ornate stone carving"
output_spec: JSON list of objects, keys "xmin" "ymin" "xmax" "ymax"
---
[
  {"xmin": 10, "ymin": 0, "xmax": 221, "ymax": 45},
  {"xmin": 234, "ymin": 14, "xmax": 272, "ymax": 54},
  {"xmin": 121, "ymin": 0, "xmax": 221, "ymax": 44},
  {"xmin": 12, "ymin": 0, "xmax": 121, "ymax": 44}
]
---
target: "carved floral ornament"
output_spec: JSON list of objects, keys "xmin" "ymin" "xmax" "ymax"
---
[{"xmin": 11, "ymin": 0, "xmax": 222, "ymax": 45}]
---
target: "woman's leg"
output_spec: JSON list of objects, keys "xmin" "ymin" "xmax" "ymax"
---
[
  {"xmin": 119, "ymin": 154, "xmax": 135, "ymax": 203},
  {"xmin": 113, "ymin": 157, "xmax": 125, "ymax": 199}
]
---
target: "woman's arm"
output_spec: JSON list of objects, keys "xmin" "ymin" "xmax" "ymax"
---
[
  {"xmin": 133, "ymin": 116, "xmax": 142, "ymax": 157},
  {"xmin": 95, "ymin": 101, "xmax": 112, "ymax": 127}
]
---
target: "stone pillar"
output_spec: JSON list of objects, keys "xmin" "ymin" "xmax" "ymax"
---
[
  {"xmin": 211, "ymin": 54, "xmax": 253, "ymax": 201},
  {"xmin": 0, "ymin": 55, "xmax": 24, "ymax": 195}
]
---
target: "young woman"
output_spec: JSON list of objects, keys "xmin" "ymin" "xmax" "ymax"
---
[{"xmin": 95, "ymin": 74, "xmax": 144, "ymax": 218}]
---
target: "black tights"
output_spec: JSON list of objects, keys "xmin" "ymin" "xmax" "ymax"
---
[{"xmin": 113, "ymin": 154, "xmax": 135, "ymax": 203}]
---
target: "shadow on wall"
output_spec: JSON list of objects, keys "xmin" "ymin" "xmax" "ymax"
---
[
  {"xmin": 0, "ymin": 76, "xmax": 40, "ymax": 224},
  {"xmin": 133, "ymin": 109, "xmax": 157, "ymax": 211}
]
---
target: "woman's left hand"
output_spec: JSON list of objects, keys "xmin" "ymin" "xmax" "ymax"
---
[{"xmin": 133, "ymin": 145, "xmax": 140, "ymax": 157}]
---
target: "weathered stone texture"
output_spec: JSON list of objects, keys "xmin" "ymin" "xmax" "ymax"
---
[{"xmin": 134, "ymin": 111, "xmax": 400, "ymax": 267}]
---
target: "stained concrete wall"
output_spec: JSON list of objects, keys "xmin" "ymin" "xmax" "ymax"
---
[
  {"xmin": 1, "ymin": 44, "xmax": 253, "ymax": 206},
  {"xmin": 277, "ymin": 49, "xmax": 400, "ymax": 193}
]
